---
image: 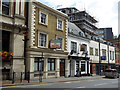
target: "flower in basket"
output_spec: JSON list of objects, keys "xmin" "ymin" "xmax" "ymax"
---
[{"xmin": 1, "ymin": 51, "xmax": 14, "ymax": 60}]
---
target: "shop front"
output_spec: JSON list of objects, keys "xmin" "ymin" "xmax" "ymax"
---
[{"xmin": 68, "ymin": 56, "xmax": 90, "ymax": 77}]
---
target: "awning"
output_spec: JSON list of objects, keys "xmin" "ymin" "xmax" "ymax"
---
[{"xmin": 68, "ymin": 55, "xmax": 90, "ymax": 60}]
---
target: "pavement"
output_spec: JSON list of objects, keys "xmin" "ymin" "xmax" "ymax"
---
[{"xmin": 1, "ymin": 75, "xmax": 104, "ymax": 87}]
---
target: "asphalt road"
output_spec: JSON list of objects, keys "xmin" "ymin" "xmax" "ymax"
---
[{"xmin": 2, "ymin": 77, "xmax": 120, "ymax": 89}]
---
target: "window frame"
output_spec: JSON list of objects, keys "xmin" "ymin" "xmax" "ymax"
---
[
  {"xmin": 56, "ymin": 36, "xmax": 64, "ymax": 50},
  {"xmin": 90, "ymin": 47, "xmax": 93, "ymax": 55},
  {"xmin": 2, "ymin": 1, "xmax": 10, "ymax": 15},
  {"xmin": 38, "ymin": 31, "xmax": 48, "ymax": 48},
  {"xmin": 95, "ymin": 48, "xmax": 98, "ymax": 56},
  {"xmin": 48, "ymin": 58, "xmax": 55, "ymax": 71},
  {"xmin": 57, "ymin": 19, "xmax": 64, "ymax": 31},
  {"xmin": 34, "ymin": 57, "xmax": 44, "ymax": 72},
  {"xmin": 39, "ymin": 10, "xmax": 48, "ymax": 26},
  {"xmin": 71, "ymin": 41, "xmax": 77, "ymax": 53}
]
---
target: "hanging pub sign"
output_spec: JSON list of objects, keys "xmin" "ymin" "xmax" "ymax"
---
[
  {"xmin": 50, "ymin": 40, "xmax": 61, "ymax": 49},
  {"xmin": 101, "ymin": 56, "xmax": 106, "ymax": 60}
]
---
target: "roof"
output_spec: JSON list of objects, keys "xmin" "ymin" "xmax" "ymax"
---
[
  {"xmin": 68, "ymin": 22, "xmax": 85, "ymax": 37},
  {"xmin": 32, "ymin": 0, "xmax": 68, "ymax": 18}
]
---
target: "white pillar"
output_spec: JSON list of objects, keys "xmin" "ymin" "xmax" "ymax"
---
[
  {"xmin": 15, "ymin": 0, "xmax": 20, "ymax": 15},
  {"xmin": 55, "ymin": 58, "xmax": 60, "ymax": 78},
  {"xmin": 65, "ymin": 58, "xmax": 69, "ymax": 77},
  {"xmin": 20, "ymin": 0, "xmax": 25, "ymax": 16},
  {"xmin": 44, "ymin": 58, "xmax": 48, "ymax": 79}
]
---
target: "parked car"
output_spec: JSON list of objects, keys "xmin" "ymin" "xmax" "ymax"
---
[{"xmin": 104, "ymin": 69, "xmax": 119, "ymax": 78}]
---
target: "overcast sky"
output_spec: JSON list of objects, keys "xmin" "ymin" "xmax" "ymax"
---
[{"xmin": 38, "ymin": 0, "xmax": 119, "ymax": 36}]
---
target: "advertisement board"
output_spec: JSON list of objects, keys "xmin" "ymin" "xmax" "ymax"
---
[
  {"xmin": 101, "ymin": 56, "xmax": 106, "ymax": 60},
  {"xmin": 50, "ymin": 40, "xmax": 61, "ymax": 49}
]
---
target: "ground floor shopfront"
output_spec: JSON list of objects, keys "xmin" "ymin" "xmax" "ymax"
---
[
  {"xmin": 90, "ymin": 63, "xmax": 116, "ymax": 76},
  {"xmin": 26, "ymin": 48, "xmax": 69, "ymax": 79},
  {"xmin": 68, "ymin": 56, "xmax": 90, "ymax": 77}
]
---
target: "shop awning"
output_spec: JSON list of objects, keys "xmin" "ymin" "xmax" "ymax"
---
[{"xmin": 68, "ymin": 55, "xmax": 90, "ymax": 60}]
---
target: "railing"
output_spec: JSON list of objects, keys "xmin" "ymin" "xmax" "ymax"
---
[{"xmin": 2, "ymin": 71, "xmax": 43, "ymax": 84}]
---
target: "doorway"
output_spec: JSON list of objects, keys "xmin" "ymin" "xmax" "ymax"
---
[{"xmin": 60, "ymin": 59, "xmax": 65, "ymax": 76}]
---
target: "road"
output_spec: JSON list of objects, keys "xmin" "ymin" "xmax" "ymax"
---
[{"xmin": 2, "ymin": 77, "xmax": 120, "ymax": 89}]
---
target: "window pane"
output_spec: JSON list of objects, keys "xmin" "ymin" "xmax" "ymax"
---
[
  {"xmin": 39, "ymin": 33, "xmax": 46, "ymax": 47},
  {"xmin": 41, "ymin": 13, "xmax": 46, "ymax": 24},
  {"xmin": 52, "ymin": 63, "xmax": 54, "ymax": 71},
  {"xmin": 34, "ymin": 62, "xmax": 38, "ymax": 71},
  {"xmin": 58, "ymin": 20, "xmax": 62, "ymax": 29},
  {"xmin": 2, "ymin": 1, "xmax": 10, "ymax": 15},
  {"xmin": 81, "ymin": 64, "xmax": 85, "ymax": 71}
]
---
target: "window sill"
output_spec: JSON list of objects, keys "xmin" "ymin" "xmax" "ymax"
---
[
  {"xmin": 38, "ymin": 46, "xmax": 48, "ymax": 48},
  {"xmin": 39, "ymin": 22, "xmax": 48, "ymax": 27},
  {"xmin": 57, "ymin": 28, "xmax": 64, "ymax": 32}
]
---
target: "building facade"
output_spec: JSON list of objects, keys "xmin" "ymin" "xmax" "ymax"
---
[
  {"xmin": 96, "ymin": 28, "xmax": 113, "ymax": 40},
  {"xmin": 90, "ymin": 39, "xmax": 116, "ymax": 75},
  {"xmin": 68, "ymin": 22, "xmax": 90, "ymax": 76},
  {"xmin": 1, "ymin": 0, "xmax": 27, "ymax": 80},
  {"xmin": 26, "ymin": 1, "xmax": 69, "ymax": 79}
]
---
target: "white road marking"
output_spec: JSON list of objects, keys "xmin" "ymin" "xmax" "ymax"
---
[
  {"xmin": 94, "ymin": 83, "xmax": 108, "ymax": 86},
  {"xmin": 87, "ymin": 80, "xmax": 95, "ymax": 82},
  {"xmin": 112, "ymin": 82, "xmax": 118, "ymax": 84},
  {"xmin": 64, "ymin": 82, "xmax": 72, "ymax": 83},
  {"xmin": 76, "ymin": 86, "xmax": 85, "ymax": 88}
]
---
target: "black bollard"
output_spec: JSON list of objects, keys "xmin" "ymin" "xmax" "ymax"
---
[
  {"xmin": 20, "ymin": 72, "xmax": 23, "ymax": 83},
  {"xmin": 12, "ymin": 71, "xmax": 15, "ymax": 84},
  {"xmin": 27, "ymin": 71, "xmax": 30, "ymax": 83}
]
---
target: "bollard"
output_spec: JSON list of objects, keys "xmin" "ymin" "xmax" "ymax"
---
[
  {"xmin": 20, "ymin": 72, "xmax": 23, "ymax": 83},
  {"xmin": 12, "ymin": 71, "xmax": 15, "ymax": 84},
  {"xmin": 39, "ymin": 70, "xmax": 42, "ymax": 83},
  {"xmin": 27, "ymin": 71, "xmax": 30, "ymax": 83}
]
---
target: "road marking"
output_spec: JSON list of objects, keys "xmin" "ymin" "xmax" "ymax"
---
[
  {"xmin": 94, "ymin": 83, "xmax": 108, "ymax": 86},
  {"xmin": 87, "ymin": 80, "xmax": 95, "ymax": 82},
  {"xmin": 76, "ymin": 86, "xmax": 85, "ymax": 88},
  {"xmin": 64, "ymin": 82, "xmax": 72, "ymax": 83},
  {"xmin": 112, "ymin": 82, "xmax": 118, "ymax": 84},
  {"xmin": 72, "ymin": 81, "xmax": 81, "ymax": 83}
]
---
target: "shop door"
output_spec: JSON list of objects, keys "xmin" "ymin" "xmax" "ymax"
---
[{"xmin": 60, "ymin": 59, "xmax": 65, "ymax": 76}]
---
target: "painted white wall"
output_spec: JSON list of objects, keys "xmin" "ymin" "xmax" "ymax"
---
[
  {"xmin": 89, "ymin": 40, "xmax": 99, "ymax": 63},
  {"xmin": 89, "ymin": 40, "xmax": 115, "ymax": 64},
  {"xmin": 68, "ymin": 35, "xmax": 90, "ymax": 56}
]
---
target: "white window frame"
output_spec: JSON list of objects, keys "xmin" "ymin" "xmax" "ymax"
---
[
  {"xmin": 39, "ymin": 10, "xmax": 48, "ymax": 26},
  {"xmin": 56, "ymin": 36, "xmax": 64, "ymax": 50},
  {"xmin": 38, "ymin": 31, "xmax": 48, "ymax": 48},
  {"xmin": 57, "ymin": 19, "xmax": 64, "ymax": 31}
]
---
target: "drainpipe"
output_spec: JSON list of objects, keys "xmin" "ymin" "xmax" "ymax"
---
[
  {"xmin": 107, "ymin": 44, "xmax": 109, "ymax": 69},
  {"xmin": 24, "ymin": 2, "xmax": 29, "ymax": 80},
  {"xmin": 99, "ymin": 39, "xmax": 101, "ymax": 75}
]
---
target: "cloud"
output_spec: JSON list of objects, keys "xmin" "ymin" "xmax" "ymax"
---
[{"xmin": 38, "ymin": 0, "xmax": 119, "ymax": 36}]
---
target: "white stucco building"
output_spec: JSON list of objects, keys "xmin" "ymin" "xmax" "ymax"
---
[{"xmin": 68, "ymin": 22, "xmax": 91, "ymax": 76}]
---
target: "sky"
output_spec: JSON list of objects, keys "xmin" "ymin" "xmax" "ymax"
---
[{"xmin": 38, "ymin": 0, "xmax": 119, "ymax": 36}]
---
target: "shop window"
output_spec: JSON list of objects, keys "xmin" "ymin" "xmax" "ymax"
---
[
  {"xmin": 48, "ymin": 58, "xmax": 55, "ymax": 71},
  {"xmin": 34, "ymin": 58, "xmax": 44, "ymax": 71},
  {"xmin": 2, "ymin": 1, "xmax": 10, "ymax": 15},
  {"xmin": 81, "ymin": 61, "xmax": 85, "ymax": 72}
]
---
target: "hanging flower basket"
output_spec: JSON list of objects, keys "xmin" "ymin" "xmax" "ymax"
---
[{"xmin": 1, "ymin": 51, "xmax": 14, "ymax": 61}]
